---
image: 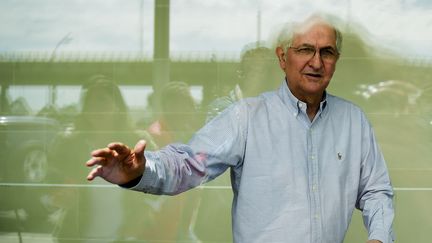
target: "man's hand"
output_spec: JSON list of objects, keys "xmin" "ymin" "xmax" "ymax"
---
[
  {"xmin": 367, "ymin": 240, "xmax": 382, "ymax": 243},
  {"xmin": 86, "ymin": 140, "xmax": 147, "ymax": 185}
]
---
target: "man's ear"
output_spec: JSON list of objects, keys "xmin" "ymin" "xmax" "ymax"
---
[{"xmin": 275, "ymin": 47, "xmax": 286, "ymax": 69}]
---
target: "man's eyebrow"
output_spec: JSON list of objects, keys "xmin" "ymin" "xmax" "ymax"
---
[
  {"xmin": 295, "ymin": 43, "xmax": 315, "ymax": 48},
  {"xmin": 296, "ymin": 43, "xmax": 336, "ymax": 50},
  {"xmin": 321, "ymin": 45, "xmax": 337, "ymax": 50}
]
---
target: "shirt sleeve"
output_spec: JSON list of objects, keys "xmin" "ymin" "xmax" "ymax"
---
[
  {"xmin": 127, "ymin": 101, "xmax": 248, "ymax": 195},
  {"xmin": 356, "ymin": 114, "xmax": 395, "ymax": 243}
]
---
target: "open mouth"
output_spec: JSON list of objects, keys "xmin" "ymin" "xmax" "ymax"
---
[{"xmin": 305, "ymin": 73, "xmax": 323, "ymax": 78}]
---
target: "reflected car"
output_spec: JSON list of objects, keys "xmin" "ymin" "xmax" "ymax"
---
[
  {"xmin": 0, "ymin": 115, "xmax": 60, "ymax": 233},
  {"xmin": 0, "ymin": 116, "xmax": 60, "ymax": 183}
]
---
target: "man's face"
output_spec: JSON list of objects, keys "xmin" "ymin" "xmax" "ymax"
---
[{"xmin": 276, "ymin": 22, "xmax": 339, "ymax": 99}]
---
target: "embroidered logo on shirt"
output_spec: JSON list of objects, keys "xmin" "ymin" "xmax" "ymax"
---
[{"xmin": 337, "ymin": 152, "xmax": 342, "ymax": 160}]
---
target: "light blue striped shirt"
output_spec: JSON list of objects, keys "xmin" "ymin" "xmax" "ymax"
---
[{"xmin": 131, "ymin": 81, "xmax": 395, "ymax": 243}]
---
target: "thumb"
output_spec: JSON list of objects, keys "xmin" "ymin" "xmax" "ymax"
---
[{"xmin": 134, "ymin": 140, "xmax": 147, "ymax": 165}]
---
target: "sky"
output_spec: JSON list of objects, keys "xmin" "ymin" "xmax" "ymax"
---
[{"xmin": 0, "ymin": 0, "xmax": 432, "ymax": 58}]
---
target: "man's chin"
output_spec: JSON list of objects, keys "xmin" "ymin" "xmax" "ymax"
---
[
  {"xmin": 301, "ymin": 82, "xmax": 328, "ymax": 96},
  {"xmin": 303, "ymin": 74, "xmax": 324, "ymax": 83}
]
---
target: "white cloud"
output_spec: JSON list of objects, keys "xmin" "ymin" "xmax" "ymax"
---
[
  {"xmin": 0, "ymin": 0, "xmax": 431, "ymax": 57},
  {"xmin": 0, "ymin": 0, "xmax": 154, "ymax": 52},
  {"xmin": 348, "ymin": 0, "xmax": 432, "ymax": 56}
]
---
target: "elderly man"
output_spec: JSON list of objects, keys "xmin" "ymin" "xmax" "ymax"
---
[{"xmin": 86, "ymin": 15, "xmax": 394, "ymax": 243}]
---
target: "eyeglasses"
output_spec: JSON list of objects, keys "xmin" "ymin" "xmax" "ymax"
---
[{"xmin": 289, "ymin": 44, "xmax": 339, "ymax": 63}]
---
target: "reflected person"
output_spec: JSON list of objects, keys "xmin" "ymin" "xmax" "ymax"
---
[
  {"xmin": 48, "ymin": 75, "xmax": 147, "ymax": 243},
  {"xmin": 144, "ymin": 81, "xmax": 204, "ymax": 241},
  {"xmin": 206, "ymin": 44, "xmax": 280, "ymax": 122},
  {"xmin": 86, "ymin": 15, "xmax": 394, "ymax": 243},
  {"xmin": 147, "ymin": 81, "xmax": 201, "ymax": 146}
]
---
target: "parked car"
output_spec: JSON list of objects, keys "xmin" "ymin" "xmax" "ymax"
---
[
  {"xmin": 0, "ymin": 115, "xmax": 61, "ymax": 233},
  {"xmin": 0, "ymin": 116, "xmax": 60, "ymax": 183}
]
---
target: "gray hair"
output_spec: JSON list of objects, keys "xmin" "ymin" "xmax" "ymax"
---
[{"xmin": 275, "ymin": 14, "xmax": 343, "ymax": 54}]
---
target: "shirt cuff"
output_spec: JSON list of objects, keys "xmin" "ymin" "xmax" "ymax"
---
[
  {"xmin": 119, "ymin": 175, "xmax": 142, "ymax": 188},
  {"xmin": 369, "ymin": 230, "xmax": 394, "ymax": 243},
  {"xmin": 120, "ymin": 158, "xmax": 158, "ymax": 192}
]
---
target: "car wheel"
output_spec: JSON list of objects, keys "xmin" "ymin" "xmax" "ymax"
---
[{"xmin": 22, "ymin": 149, "xmax": 48, "ymax": 183}]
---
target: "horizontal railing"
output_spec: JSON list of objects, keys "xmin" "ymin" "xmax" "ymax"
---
[
  {"xmin": 0, "ymin": 182, "xmax": 431, "ymax": 191},
  {"xmin": 0, "ymin": 51, "xmax": 241, "ymax": 62}
]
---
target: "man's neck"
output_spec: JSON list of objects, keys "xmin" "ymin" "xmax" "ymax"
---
[
  {"xmin": 306, "ymin": 103, "xmax": 320, "ymax": 121},
  {"xmin": 287, "ymin": 85, "xmax": 324, "ymax": 121}
]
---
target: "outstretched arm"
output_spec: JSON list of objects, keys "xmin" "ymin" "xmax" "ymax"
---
[
  {"xmin": 85, "ymin": 100, "xmax": 248, "ymax": 195},
  {"xmin": 86, "ymin": 140, "xmax": 147, "ymax": 185}
]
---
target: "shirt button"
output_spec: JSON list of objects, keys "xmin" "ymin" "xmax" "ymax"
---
[
  {"xmin": 314, "ymin": 214, "xmax": 320, "ymax": 220},
  {"xmin": 312, "ymin": 185, "xmax": 317, "ymax": 191},
  {"xmin": 310, "ymin": 155, "xmax": 315, "ymax": 160}
]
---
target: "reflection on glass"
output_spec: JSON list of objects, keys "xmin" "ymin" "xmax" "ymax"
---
[
  {"xmin": 0, "ymin": 2, "xmax": 432, "ymax": 242},
  {"xmin": 45, "ymin": 75, "xmax": 146, "ymax": 242},
  {"xmin": 148, "ymin": 81, "xmax": 201, "ymax": 146}
]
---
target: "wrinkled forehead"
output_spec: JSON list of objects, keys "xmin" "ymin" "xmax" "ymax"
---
[{"xmin": 292, "ymin": 18, "xmax": 337, "ymax": 46}]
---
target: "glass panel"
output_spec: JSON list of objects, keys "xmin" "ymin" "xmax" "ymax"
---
[{"xmin": 1, "ymin": 0, "xmax": 431, "ymax": 242}]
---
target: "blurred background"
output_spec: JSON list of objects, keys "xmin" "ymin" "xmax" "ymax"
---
[{"xmin": 0, "ymin": 0, "xmax": 431, "ymax": 242}]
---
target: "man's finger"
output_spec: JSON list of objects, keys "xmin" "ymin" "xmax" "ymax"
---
[
  {"xmin": 91, "ymin": 148, "xmax": 114, "ymax": 158},
  {"xmin": 86, "ymin": 166, "xmax": 103, "ymax": 181},
  {"xmin": 134, "ymin": 140, "xmax": 146, "ymax": 155},
  {"xmin": 108, "ymin": 142, "xmax": 130, "ymax": 155},
  {"xmin": 86, "ymin": 157, "xmax": 108, "ymax": 167},
  {"xmin": 133, "ymin": 140, "xmax": 147, "ymax": 165}
]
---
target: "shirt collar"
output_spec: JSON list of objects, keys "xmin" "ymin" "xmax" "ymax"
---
[
  {"xmin": 278, "ymin": 79, "xmax": 328, "ymax": 117},
  {"xmin": 316, "ymin": 92, "xmax": 328, "ymax": 118}
]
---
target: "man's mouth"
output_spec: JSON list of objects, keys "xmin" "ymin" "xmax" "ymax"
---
[{"xmin": 304, "ymin": 73, "xmax": 323, "ymax": 78}]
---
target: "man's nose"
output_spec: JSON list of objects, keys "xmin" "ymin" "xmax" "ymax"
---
[{"xmin": 308, "ymin": 52, "xmax": 323, "ymax": 69}]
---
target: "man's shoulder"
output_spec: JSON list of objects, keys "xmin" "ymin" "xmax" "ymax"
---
[
  {"xmin": 236, "ymin": 90, "xmax": 281, "ymax": 110},
  {"xmin": 327, "ymin": 94, "xmax": 363, "ymax": 113},
  {"xmin": 326, "ymin": 94, "xmax": 370, "ymax": 123}
]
